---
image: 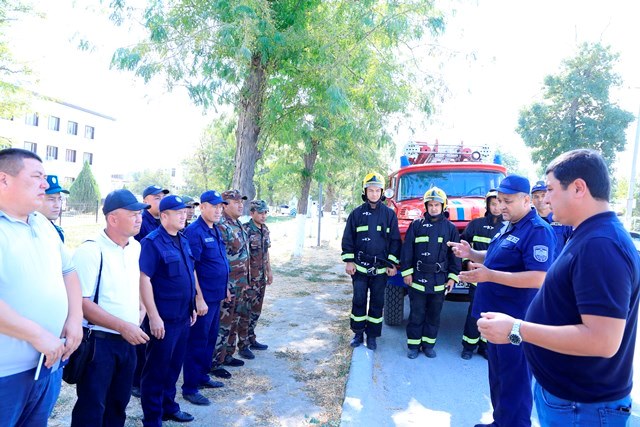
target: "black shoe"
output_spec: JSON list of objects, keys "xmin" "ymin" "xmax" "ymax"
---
[
  {"xmin": 223, "ymin": 355, "xmax": 245, "ymax": 367},
  {"xmin": 131, "ymin": 386, "xmax": 141, "ymax": 398},
  {"xmin": 350, "ymin": 332, "xmax": 364, "ymax": 348},
  {"xmin": 366, "ymin": 336, "xmax": 377, "ymax": 350},
  {"xmin": 199, "ymin": 378, "xmax": 224, "ymax": 389},
  {"xmin": 477, "ymin": 347, "xmax": 489, "ymax": 360},
  {"xmin": 423, "ymin": 347, "xmax": 436, "ymax": 358},
  {"xmin": 183, "ymin": 392, "xmax": 211, "ymax": 406},
  {"xmin": 250, "ymin": 341, "xmax": 269, "ymax": 350},
  {"xmin": 210, "ymin": 367, "xmax": 232, "ymax": 378},
  {"xmin": 238, "ymin": 348, "xmax": 256, "ymax": 360},
  {"xmin": 473, "ymin": 424, "xmax": 496, "ymax": 427},
  {"xmin": 461, "ymin": 349, "xmax": 473, "ymax": 360},
  {"xmin": 162, "ymin": 410, "xmax": 195, "ymax": 422},
  {"xmin": 407, "ymin": 348, "xmax": 419, "ymax": 359}
]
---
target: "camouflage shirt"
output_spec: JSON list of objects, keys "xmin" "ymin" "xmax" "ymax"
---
[
  {"xmin": 245, "ymin": 219, "xmax": 271, "ymax": 283},
  {"xmin": 217, "ymin": 212, "xmax": 250, "ymax": 284}
]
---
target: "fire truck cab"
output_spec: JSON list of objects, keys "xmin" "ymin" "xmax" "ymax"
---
[{"xmin": 384, "ymin": 140, "xmax": 507, "ymax": 326}]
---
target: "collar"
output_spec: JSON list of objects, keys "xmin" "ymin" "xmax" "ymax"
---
[{"xmin": 572, "ymin": 210, "xmax": 616, "ymax": 236}]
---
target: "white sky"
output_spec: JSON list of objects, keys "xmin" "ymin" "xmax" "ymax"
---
[{"xmin": 7, "ymin": 0, "xmax": 640, "ymax": 180}]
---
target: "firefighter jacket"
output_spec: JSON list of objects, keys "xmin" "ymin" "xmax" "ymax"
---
[
  {"xmin": 245, "ymin": 219, "xmax": 271, "ymax": 284},
  {"xmin": 341, "ymin": 202, "xmax": 401, "ymax": 276},
  {"xmin": 461, "ymin": 213, "xmax": 504, "ymax": 251},
  {"xmin": 400, "ymin": 213, "xmax": 461, "ymax": 294},
  {"xmin": 217, "ymin": 212, "xmax": 249, "ymax": 289}
]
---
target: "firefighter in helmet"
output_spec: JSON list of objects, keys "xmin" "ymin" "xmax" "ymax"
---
[
  {"xmin": 401, "ymin": 187, "xmax": 461, "ymax": 359},
  {"xmin": 341, "ymin": 172, "xmax": 401, "ymax": 350},
  {"xmin": 459, "ymin": 189, "xmax": 504, "ymax": 360}
]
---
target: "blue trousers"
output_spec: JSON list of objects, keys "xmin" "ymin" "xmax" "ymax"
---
[
  {"xmin": 407, "ymin": 289, "xmax": 445, "ymax": 349},
  {"xmin": 534, "ymin": 382, "xmax": 632, "ymax": 426},
  {"xmin": 351, "ymin": 274, "xmax": 386, "ymax": 337},
  {"xmin": 182, "ymin": 300, "xmax": 221, "ymax": 395},
  {"xmin": 0, "ymin": 366, "xmax": 62, "ymax": 427},
  {"xmin": 141, "ymin": 318, "xmax": 190, "ymax": 427},
  {"xmin": 71, "ymin": 334, "xmax": 136, "ymax": 427},
  {"xmin": 487, "ymin": 342, "xmax": 532, "ymax": 427}
]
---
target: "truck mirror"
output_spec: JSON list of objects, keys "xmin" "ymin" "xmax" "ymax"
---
[{"xmin": 384, "ymin": 188, "xmax": 395, "ymax": 199}]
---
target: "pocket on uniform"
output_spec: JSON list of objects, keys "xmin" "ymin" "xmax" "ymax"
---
[
  {"xmin": 539, "ymin": 386, "xmax": 574, "ymax": 411},
  {"xmin": 161, "ymin": 251, "xmax": 181, "ymax": 277}
]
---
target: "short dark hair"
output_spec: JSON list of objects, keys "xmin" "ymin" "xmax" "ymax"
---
[
  {"xmin": 0, "ymin": 148, "xmax": 43, "ymax": 176},
  {"xmin": 545, "ymin": 149, "xmax": 610, "ymax": 201}
]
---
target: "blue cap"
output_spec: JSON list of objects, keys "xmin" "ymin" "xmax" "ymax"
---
[
  {"xmin": 103, "ymin": 189, "xmax": 150, "ymax": 215},
  {"xmin": 45, "ymin": 175, "xmax": 69, "ymax": 195},
  {"xmin": 496, "ymin": 175, "xmax": 530, "ymax": 195},
  {"xmin": 143, "ymin": 185, "xmax": 169, "ymax": 198},
  {"xmin": 531, "ymin": 180, "xmax": 547, "ymax": 193},
  {"xmin": 159, "ymin": 195, "xmax": 188, "ymax": 212},
  {"xmin": 200, "ymin": 190, "xmax": 228, "ymax": 205}
]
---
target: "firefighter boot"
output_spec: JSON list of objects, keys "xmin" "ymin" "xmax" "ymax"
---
[
  {"xmin": 366, "ymin": 335, "xmax": 377, "ymax": 350},
  {"xmin": 350, "ymin": 332, "xmax": 364, "ymax": 348}
]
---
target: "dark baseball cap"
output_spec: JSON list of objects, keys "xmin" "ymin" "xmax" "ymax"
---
[
  {"xmin": 200, "ymin": 190, "xmax": 228, "ymax": 205},
  {"xmin": 250, "ymin": 200, "xmax": 269, "ymax": 213},
  {"xmin": 159, "ymin": 195, "xmax": 188, "ymax": 212},
  {"xmin": 497, "ymin": 175, "xmax": 530, "ymax": 195},
  {"xmin": 221, "ymin": 189, "xmax": 247, "ymax": 201},
  {"xmin": 531, "ymin": 180, "xmax": 547, "ymax": 193},
  {"xmin": 45, "ymin": 175, "xmax": 69, "ymax": 195},
  {"xmin": 181, "ymin": 195, "xmax": 200, "ymax": 207},
  {"xmin": 103, "ymin": 189, "xmax": 150, "ymax": 215},
  {"xmin": 142, "ymin": 185, "xmax": 169, "ymax": 198}
]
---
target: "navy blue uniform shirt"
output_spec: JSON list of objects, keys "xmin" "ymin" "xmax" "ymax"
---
[
  {"xmin": 472, "ymin": 209, "xmax": 555, "ymax": 318},
  {"xmin": 524, "ymin": 211, "xmax": 640, "ymax": 403},
  {"xmin": 136, "ymin": 209, "xmax": 160, "ymax": 242},
  {"xmin": 139, "ymin": 226, "xmax": 196, "ymax": 322},
  {"xmin": 184, "ymin": 216, "xmax": 229, "ymax": 302}
]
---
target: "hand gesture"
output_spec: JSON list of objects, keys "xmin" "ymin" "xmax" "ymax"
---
[{"xmin": 447, "ymin": 240, "xmax": 472, "ymax": 259}]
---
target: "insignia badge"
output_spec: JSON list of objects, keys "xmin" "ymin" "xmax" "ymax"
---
[
  {"xmin": 362, "ymin": 237, "xmax": 371, "ymax": 241},
  {"xmin": 418, "ymin": 278, "xmax": 428, "ymax": 283},
  {"xmin": 362, "ymin": 212, "xmax": 372, "ymax": 216},
  {"xmin": 483, "ymin": 225, "xmax": 494, "ymax": 230},
  {"xmin": 533, "ymin": 245, "xmax": 549, "ymax": 262},
  {"xmin": 506, "ymin": 235, "xmax": 520, "ymax": 244},
  {"xmin": 423, "ymin": 223, "xmax": 433, "ymax": 227},
  {"xmin": 420, "ymin": 252, "xmax": 430, "ymax": 257}
]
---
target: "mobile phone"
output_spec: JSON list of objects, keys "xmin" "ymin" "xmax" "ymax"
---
[{"xmin": 34, "ymin": 338, "xmax": 67, "ymax": 381}]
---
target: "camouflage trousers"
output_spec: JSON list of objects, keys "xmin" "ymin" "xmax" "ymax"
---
[
  {"xmin": 245, "ymin": 279, "xmax": 268, "ymax": 347},
  {"xmin": 214, "ymin": 276, "xmax": 249, "ymax": 364}
]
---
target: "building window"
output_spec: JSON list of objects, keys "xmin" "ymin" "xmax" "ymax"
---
[
  {"xmin": 46, "ymin": 145, "xmax": 58, "ymax": 160},
  {"xmin": 48, "ymin": 116, "xmax": 60, "ymax": 131},
  {"xmin": 25, "ymin": 113, "xmax": 39, "ymax": 126},
  {"xmin": 83, "ymin": 152, "xmax": 93, "ymax": 165},
  {"xmin": 65, "ymin": 149, "xmax": 76, "ymax": 163},
  {"xmin": 67, "ymin": 121, "xmax": 78, "ymax": 135},
  {"xmin": 24, "ymin": 142, "xmax": 37, "ymax": 153},
  {"xmin": 171, "ymin": 168, "xmax": 176, "ymax": 178},
  {"xmin": 84, "ymin": 125, "xmax": 95, "ymax": 139}
]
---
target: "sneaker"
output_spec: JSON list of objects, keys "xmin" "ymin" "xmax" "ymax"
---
[
  {"xmin": 350, "ymin": 332, "xmax": 364, "ymax": 348},
  {"xmin": 407, "ymin": 348, "xmax": 420, "ymax": 359},
  {"xmin": 238, "ymin": 348, "xmax": 256, "ymax": 360},
  {"xmin": 210, "ymin": 366, "xmax": 232, "ymax": 378},
  {"xmin": 199, "ymin": 378, "xmax": 224, "ymax": 389},
  {"xmin": 131, "ymin": 386, "xmax": 141, "ymax": 398},
  {"xmin": 423, "ymin": 347, "xmax": 437, "ymax": 358},
  {"xmin": 183, "ymin": 392, "xmax": 211, "ymax": 406},
  {"xmin": 461, "ymin": 349, "xmax": 473, "ymax": 360},
  {"xmin": 223, "ymin": 355, "xmax": 245, "ymax": 367},
  {"xmin": 366, "ymin": 336, "xmax": 377, "ymax": 350},
  {"xmin": 250, "ymin": 341, "xmax": 269, "ymax": 350}
]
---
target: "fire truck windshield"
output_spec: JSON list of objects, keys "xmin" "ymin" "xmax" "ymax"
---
[{"xmin": 397, "ymin": 170, "xmax": 506, "ymax": 201}]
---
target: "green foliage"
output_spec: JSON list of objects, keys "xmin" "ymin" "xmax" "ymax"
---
[
  {"xmin": 181, "ymin": 115, "xmax": 236, "ymax": 195},
  {"xmin": 129, "ymin": 168, "xmax": 171, "ymax": 195},
  {"xmin": 517, "ymin": 42, "xmax": 634, "ymax": 172},
  {"xmin": 68, "ymin": 161, "xmax": 101, "ymax": 212}
]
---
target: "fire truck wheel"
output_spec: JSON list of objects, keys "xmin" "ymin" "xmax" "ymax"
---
[{"xmin": 384, "ymin": 284, "xmax": 405, "ymax": 326}]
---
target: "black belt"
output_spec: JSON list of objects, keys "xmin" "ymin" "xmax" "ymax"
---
[
  {"xmin": 416, "ymin": 260, "xmax": 445, "ymax": 273},
  {"xmin": 357, "ymin": 251, "xmax": 394, "ymax": 269},
  {"xmin": 91, "ymin": 329, "xmax": 125, "ymax": 341}
]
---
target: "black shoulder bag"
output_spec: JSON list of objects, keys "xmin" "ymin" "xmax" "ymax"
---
[{"xmin": 62, "ymin": 244, "xmax": 103, "ymax": 385}]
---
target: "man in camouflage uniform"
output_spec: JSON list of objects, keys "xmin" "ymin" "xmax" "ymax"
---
[
  {"xmin": 210, "ymin": 189, "xmax": 250, "ymax": 378},
  {"xmin": 243, "ymin": 200, "xmax": 273, "ymax": 356}
]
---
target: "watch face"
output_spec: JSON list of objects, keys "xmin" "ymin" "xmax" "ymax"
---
[{"xmin": 509, "ymin": 334, "xmax": 522, "ymax": 345}]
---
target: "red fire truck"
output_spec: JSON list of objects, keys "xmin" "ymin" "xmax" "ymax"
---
[{"xmin": 384, "ymin": 140, "xmax": 507, "ymax": 325}]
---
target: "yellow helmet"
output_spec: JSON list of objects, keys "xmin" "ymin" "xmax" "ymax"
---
[
  {"xmin": 362, "ymin": 172, "xmax": 385, "ymax": 191},
  {"xmin": 423, "ymin": 187, "xmax": 447, "ymax": 211}
]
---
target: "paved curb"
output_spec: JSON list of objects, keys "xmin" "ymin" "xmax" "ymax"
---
[{"xmin": 340, "ymin": 345, "xmax": 375, "ymax": 426}]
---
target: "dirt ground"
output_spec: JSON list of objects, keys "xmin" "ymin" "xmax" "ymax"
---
[{"xmin": 48, "ymin": 215, "xmax": 353, "ymax": 427}]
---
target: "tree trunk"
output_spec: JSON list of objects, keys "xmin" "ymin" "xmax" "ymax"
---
[
  {"xmin": 234, "ymin": 53, "xmax": 266, "ymax": 212},
  {"xmin": 324, "ymin": 183, "xmax": 335, "ymax": 214},
  {"xmin": 293, "ymin": 138, "xmax": 319, "ymax": 257}
]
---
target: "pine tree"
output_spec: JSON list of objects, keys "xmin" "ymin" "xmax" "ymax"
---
[{"xmin": 68, "ymin": 161, "xmax": 101, "ymax": 213}]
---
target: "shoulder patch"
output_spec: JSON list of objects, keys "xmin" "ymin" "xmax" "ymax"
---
[{"xmin": 533, "ymin": 245, "xmax": 549, "ymax": 262}]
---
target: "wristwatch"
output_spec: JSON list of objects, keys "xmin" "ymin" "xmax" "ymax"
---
[{"xmin": 508, "ymin": 319, "xmax": 523, "ymax": 345}]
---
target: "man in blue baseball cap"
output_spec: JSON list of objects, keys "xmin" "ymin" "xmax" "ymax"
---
[
  {"xmin": 181, "ymin": 190, "xmax": 229, "ymax": 405},
  {"xmin": 37, "ymin": 175, "xmax": 70, "ymax": 242},
  {"xmin": 531, "ymin": 180, "xmax": 573, "ymax": 256},
  {"xmin": 531, "ymin": 180, "xmax": 551, "ymax": 218},
  {"xmin": 449, "ymin": 174, "xmax": 556, "ymax": 427},
  {"xmin": 139, "ymin": 194, "xmax": 198, "ymax": 424}
]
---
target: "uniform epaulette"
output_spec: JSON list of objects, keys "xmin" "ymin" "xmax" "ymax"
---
[{"xmin": 146, "ymin": 230, "xmax": 160, "ymax": 240}]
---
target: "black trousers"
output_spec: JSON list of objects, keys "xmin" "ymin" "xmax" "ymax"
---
[
  {"xmin": 71, "ymin": 334, "xmax": 136, "ymax": 427},
  {"xmin": 462, "ymin": 285, "xmax": 487, "ymax": 351},
  {"xmin": 350, "ymin": 273, "xmax": 386, "ymax": 337},
  {"xmin": 406, "ymin": 289, "xmax": 445, "ymax": 349}
]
